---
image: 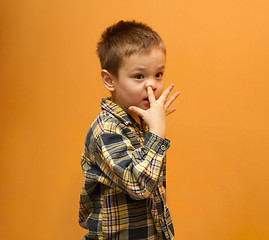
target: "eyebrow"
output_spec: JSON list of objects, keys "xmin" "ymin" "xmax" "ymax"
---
[
  {"xmin": 157, "ymin": 65, "xmax": 165, "ymax": 70},
  {"xmin": 132, "ymin": 65, "xmax": 165, "ymax": 71}
]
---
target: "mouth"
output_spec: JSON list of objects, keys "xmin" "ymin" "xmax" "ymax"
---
[{"xmin": 143, "ymin": 97, "xmax": 150, "ymax": 104}]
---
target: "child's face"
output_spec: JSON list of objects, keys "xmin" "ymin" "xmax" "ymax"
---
[{"xmin": 111, "ymin": 47, "xmax": 166, "ymax": 123}]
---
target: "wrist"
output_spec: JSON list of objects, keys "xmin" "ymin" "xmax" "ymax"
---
[{"xmin": 149, "ymin": 127, "xmax": 165, "ymax": 139}]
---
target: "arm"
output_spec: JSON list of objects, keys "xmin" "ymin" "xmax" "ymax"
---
[
  {"xmin": 93, "ymin": 85, "xmax": 179, "ymax": 199},
  {"xmin": 94, "ymin": 130, "xmax": 170, "ymax": 200},
  {"xmin": 83, "ymin": 84, "xmax": 179, "ymax": 200}
]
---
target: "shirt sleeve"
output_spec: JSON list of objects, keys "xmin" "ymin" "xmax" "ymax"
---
[{"xmin": 93, "ymin": 131, "xmax": 170, "ymax": 200}]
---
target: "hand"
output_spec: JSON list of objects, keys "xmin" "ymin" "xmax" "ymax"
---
[{"xmin": 129, "ymin": 84, "xmax": 180, "ymax": 138}]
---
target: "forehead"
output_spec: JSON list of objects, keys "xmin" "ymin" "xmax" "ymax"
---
[{"xmin": 120, "ymin": 47, "xmax": 166, "ymax": 71}]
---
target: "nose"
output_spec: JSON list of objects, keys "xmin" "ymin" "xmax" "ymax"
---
[{"xmin": 145, "ymin": 77, "xmax": 157, "ymax": 90}]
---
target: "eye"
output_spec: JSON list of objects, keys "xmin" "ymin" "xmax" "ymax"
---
[
  {"xmin": 134, "ymin": 74, "xmax": 144, "ymax": 80},
  {"xmin": 155, "ymin": 72, "xmax": 163, "ymax": 79}
]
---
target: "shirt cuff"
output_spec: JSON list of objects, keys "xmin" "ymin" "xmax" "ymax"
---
[{"xmin": 144, "ymin": 132, "xmax": 170, "ymax": 155}]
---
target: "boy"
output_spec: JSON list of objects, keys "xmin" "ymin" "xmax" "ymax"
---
[{"xmin": 79, "ymin": 20, "xmax": 179, "ymax": 240}]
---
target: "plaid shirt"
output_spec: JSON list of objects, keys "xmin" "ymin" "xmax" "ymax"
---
[{"xmin": 79, "ymin": 98, "xmax": 175, "ymax": 240}]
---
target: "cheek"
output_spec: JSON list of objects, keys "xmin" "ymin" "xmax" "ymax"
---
[
  {"xmin": 131, "ymin": 84, "xmax": 144, "ymax": 95},
  {"xmin": 123, "ymin": 88, "xmax": 141, "ymax": 103},
  {"xmin": 157, "ymin": 83, "xmax": 164, "ymax": 97}
]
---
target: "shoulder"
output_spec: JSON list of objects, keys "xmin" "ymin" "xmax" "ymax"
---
[
  {"xmin": 95, "ymin": 109, "xmax": 126, "ymax": 134},
  {"xmin": 84, "ymin": 110, "xmax": 130, "ymax": 147}
]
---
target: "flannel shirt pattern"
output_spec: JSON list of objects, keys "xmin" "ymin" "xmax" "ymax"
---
[{"xmin": 79, "ymin": 98, "xmax": 175, "ymax": 240}]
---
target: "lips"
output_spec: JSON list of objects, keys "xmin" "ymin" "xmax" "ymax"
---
[{"xmin": 143, "ymin": 97, "xmax": 150, "ymax": 105}]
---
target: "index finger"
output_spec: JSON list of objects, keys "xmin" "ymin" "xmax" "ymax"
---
[{"xmin": 147, "ymin": 86, "xmax": 156, "ymax": 103}]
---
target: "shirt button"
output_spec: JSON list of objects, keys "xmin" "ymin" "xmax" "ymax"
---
[{"xmin": 161, "ymin": 145, "xmax": 166, "ymax": 151}]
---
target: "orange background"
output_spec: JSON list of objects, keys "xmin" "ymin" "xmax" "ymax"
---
[{"xmin": 1, "ymin": 0, "xmax": 269, "ymax": 239}]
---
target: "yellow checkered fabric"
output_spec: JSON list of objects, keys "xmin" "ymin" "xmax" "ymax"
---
[{"xmin": 79, "ymin": 98, "xmax": 175, "ymax": 240}]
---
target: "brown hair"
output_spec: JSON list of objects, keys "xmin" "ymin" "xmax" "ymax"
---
[{"xmin": 97, "ymin": 20, "xmax": 166, "ymax": 77}]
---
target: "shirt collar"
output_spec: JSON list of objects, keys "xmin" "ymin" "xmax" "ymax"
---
[{"xmin": 101, "ymin": 97, "xmax": 140, "ymax": 127}]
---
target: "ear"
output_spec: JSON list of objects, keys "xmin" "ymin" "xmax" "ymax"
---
[{"xmin": 101, "ymin": 69, "xmax": 115, "ymax": 92}]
